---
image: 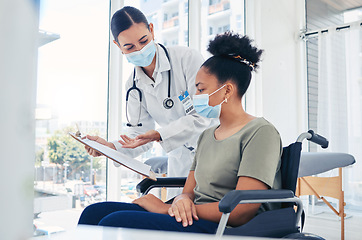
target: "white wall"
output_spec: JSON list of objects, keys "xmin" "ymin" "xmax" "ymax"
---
[
  {"xmin": 245, "ymin": 0, "xmax": 308, "ymax": 145},
  {"xmin": 0, "ymin": 0, "xmax": 39, "ymax": 239}
]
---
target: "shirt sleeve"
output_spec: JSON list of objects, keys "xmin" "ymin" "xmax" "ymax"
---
[
  {"xmin": 238, "ymin": 125, "xmax": 282, "ymax": 188},
  {"xmin": 157, "ymin": 48, "xmax": 217, "ymax": 153}
]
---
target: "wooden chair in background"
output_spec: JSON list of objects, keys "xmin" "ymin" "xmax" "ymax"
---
[{"xmin": 296, "ymin": 152, "xmax": 355, "ymax": 240}]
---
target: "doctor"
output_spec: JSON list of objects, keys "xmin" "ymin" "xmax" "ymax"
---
[{"xmin": 85, "ymin": 6, "xmax": 216, "ymax": 196}]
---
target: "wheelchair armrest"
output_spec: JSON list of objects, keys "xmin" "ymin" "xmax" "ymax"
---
[
  {"xmin": 136, "ymin": 177, "xmax": 187, "ymax": 194},
  {"xmin": 219, "ymin": 189, "xmax": 295, "ymax": 213},
  {"xmin": 216, "ymin": 190, "xmax": 304, "ymax": 236}
]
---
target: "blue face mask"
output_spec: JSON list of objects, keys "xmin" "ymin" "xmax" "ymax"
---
[
  {"xmin": 193, "ymin": 85, "xmax": 227, "ymax": 118},
  {"xmin": 125, "ymin": 40, "xmax": 156, "ymax": 67}
]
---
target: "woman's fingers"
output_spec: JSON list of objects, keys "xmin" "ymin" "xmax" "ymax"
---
[
  {"xmin": 182, "ymin": 200, "xmax": 197, "ymax": 226},
  {"xmin": 87, "ymin": 135, "xmax": 106, "ymax": 145},
  {"xmin": 121, "ymin": 135, "xmax": 133, "ymax": 142},
  {"xmin": 119, "ymin": 135, "xmax": 129, "ymax": 143},
  {"xmin": 135, "ymin": 133, "xmax": 147, "ymax": 140},
  {"xmin": 119, "ymin": 132, "xmax": 159, "ymax": 148},
  {"xmin": 86, "ymin": 135, "xmax": 97, "ymax": 140},
  {"xmin": 124, "ymin": 135, "xmax": 133, "ymax": 141},
  {"xmin": 118, "ymin": 139, "xmax": 126, "ymax": 145},
  {"xmin": 171, "ymin": 204, "xmax": 182, "ymax": 223},
  {"xmin": 90, "ymin": 149, "xmax": 99, "ymax": 157},
  {"xmin": 85, "ymin": 145, "xmax": 99, "ymax": 157},
  {"xmin": 173, "ymin": 208, "xmax": 181, "ymax": 223},
  {"xmin": 168, "ymin": 207, "xmax": 174, "ymax": 217},
  {"xmin": 136, "ymin": 130, "xmax": 160, "ymax": 142},
  {"xmin": 169, "ymin": 200, "xmax": 196, "ymax": 227},
  {"xmin": 119, "ymin": 135, "xmax": 133, "ymax": 146},
  {"xmin": 191, "ymin": 202, "xmax": 199, "ymax": 220},
  {"xmin": 119, "ymin": 135, "xmax": 137, "ymax": 146},
  {"xmin": 175, "ymin": 203, "xmax": 188, "ymax": 227},
  {"xmin": 135, "ymin": 131, "xmax": 153, "ymax": 140},
  {"xmin": 119, "ymin": 135, "xmax": 151, "ymax": 149},
  {"xmin": 181, "ymin": 201, "xmax": 193, "ymax": 226}
]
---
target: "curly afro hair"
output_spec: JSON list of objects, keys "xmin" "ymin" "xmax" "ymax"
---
[
  {"xmin": 207, "ymin": 31, "xmax": 263, "ymax": 70},
  {"xmin": 201, "ymin": 32, "xmax": 264, "ymax": 97}
]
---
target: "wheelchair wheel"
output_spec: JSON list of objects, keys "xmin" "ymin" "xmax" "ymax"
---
[{"xmin": 282, "ymin": 232, "xmax": 326, "ymax": 239}]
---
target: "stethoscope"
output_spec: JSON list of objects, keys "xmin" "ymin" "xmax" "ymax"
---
[{"xmin": 126, "ymin": 43, "xmax": 173, "ymax": 127}]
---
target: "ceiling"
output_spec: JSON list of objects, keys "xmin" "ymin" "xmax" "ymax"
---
[{"xmin": 320, "ymin": 0, "xmax": 362, "ymax": 12}]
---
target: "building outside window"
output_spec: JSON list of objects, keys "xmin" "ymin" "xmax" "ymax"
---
[
  {"xmin": 200, "ymin": 0, "xmax": 244, "ymax": 58},
  {"xmin": 33, "ymin": 0, "xmax": 109, "ymax": 236}
]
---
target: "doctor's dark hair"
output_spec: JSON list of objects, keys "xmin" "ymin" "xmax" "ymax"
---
[
  {"xmin": 111, "ymin": 6, "xmax": 149, "ymax": 42},
  {"xmin": 202, "ymin": 32, "xmax": 263, "ymax": 97}
]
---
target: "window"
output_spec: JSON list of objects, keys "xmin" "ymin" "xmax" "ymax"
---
[
  {"xmin": 34, "ymin": 0, "xmax": 109, "ymax": 236},
  {"xmin": 200, "ymin": 0, "xmax": 244, "ymax": 58},
  {"xmin": 117, "ymin": 0, "xmax": 189, "ymax": 202},
  {"xmin": 209, "ymin": 0, "xmax": 221, "ymax": 6},
  {"xmin": 130, "ymin": 0, "xmax": 188, "ymax": 47},
  {"xmin": 184, "ymin": 30, "xmax": 189, "ymax": 46},
  {"xmin": 236, "ymin": 14, "xmax": 242, "ymax": 30},
  {"xmin": 184, "ymin": 2, "xmax": 188, "ymax": 14},
  {"xmin": 31, "ymin": 0, "xmax": 246, "ymax": 236}
]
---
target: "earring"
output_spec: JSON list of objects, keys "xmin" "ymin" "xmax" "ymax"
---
[{"xmin": 225, "ymin": 98, "xmax": 228, "ymax": 103}]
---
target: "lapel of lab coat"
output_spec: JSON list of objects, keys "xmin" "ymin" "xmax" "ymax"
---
[
  {"xmin": 134, "ymin": 44, "xmax": 171, "ymax": 95},
  {"xmin": 153, "ymin": 44, "xmax": 171, "ymax": 89}
]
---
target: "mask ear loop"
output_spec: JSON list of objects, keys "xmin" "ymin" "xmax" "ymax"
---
[
  {"xmin": 219, "ymin": 98, "xmax": 227, "ymax": 105},
  {"xmin": 209, "ymin": 84, "xmax": 227, "ymax": 97},
  {"xmin": 223, "ymin": 84, "xmax": 231, "ymax": 104}
]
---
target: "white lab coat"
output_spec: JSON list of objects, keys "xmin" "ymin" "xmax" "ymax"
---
[{"xmin": 111, "ymin": 44, "xmax": 217, "ymax": 197}]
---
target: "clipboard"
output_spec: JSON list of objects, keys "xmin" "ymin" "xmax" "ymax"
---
[{"xmin": 69, "ymin": 132, "xmax": 157, "ymax": 181}]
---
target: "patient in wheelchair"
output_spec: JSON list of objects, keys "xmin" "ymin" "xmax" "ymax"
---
[{"xmin": 78, "ymin": 32, "xmax": 282, "ymax": 234}]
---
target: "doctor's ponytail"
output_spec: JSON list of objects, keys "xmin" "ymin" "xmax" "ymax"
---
[{"xmin": 202, "ymin": 32, "xmax": 263, "ymax": 97}]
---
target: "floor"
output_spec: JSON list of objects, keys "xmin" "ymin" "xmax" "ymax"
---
[
  {"xmin": 31, "ymin": 205, "xmax": 362, "ymax": 240},
  {"xmin": 303, "ymin": 205, "xmax": 362, "ymax": 240}
]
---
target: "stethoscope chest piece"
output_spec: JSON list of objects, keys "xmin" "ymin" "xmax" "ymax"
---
[{"xmin": 163, "ymin": 97, "xmax": 174, "ymax": 109}]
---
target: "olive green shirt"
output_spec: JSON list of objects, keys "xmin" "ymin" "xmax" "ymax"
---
[{"xmin": 190, "ymin": 117, "xmax": 282, "ymax": 212}]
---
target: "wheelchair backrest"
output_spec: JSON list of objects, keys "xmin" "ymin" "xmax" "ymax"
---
[{"xmin": 280, "ymin": 142, "xmax": 302, "ymax": 193}]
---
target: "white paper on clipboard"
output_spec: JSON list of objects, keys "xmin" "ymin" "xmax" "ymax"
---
[{"xmin": 69, "ymin": 132, "xmax": 156, "ymax": 181}]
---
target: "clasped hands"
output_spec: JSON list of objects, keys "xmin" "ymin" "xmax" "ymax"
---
[{"xmin": 133, "ymin": 193, "xmax": 199, "ymax": 227}]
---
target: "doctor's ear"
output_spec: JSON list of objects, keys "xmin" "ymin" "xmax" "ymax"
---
[{"xmin": 149, "ymin": 23, "xmax": 155, "ymax": 40}]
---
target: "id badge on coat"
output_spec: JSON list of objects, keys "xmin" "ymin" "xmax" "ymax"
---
[{"xmin": 178, "ymin": 90, "xmax": 195, "ymax": 115}]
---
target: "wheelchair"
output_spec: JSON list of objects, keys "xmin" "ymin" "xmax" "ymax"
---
[{"xmin": 137, "ymin": 130, "xmax": 329, "ymax": 239}]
